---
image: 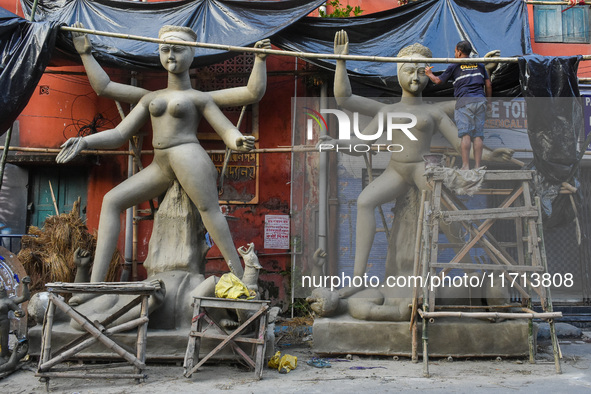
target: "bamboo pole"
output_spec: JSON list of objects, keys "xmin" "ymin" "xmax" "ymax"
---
[
  {"xmin": 1, "ymin": 144, "xmax": 562, "ymax": 156},
  {"xmin": 48, "ymin": 181, "xmax": 59, "ymax": 215},
  {"xmin": 421, "ymin": 200, "xmax": 431, "ymax": 378},
  {"xmin": 411, "ymin": 190, "xmax": 427, "ymax": 363},
  {"xmin": 58, "ymin": 26, "xmax": 519, "ymax": 64},
  {"xmin": 418, "ymin": 310, "xmax": 562, "ymax": 319},
  {"xmin": 37, "ymin": 372, "xmax": 146, "ymax": 379}
]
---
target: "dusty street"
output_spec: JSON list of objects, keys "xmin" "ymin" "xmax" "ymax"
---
[{"xmin": 1, "ymin": 335, "xmax": 591, "ymax": 393}]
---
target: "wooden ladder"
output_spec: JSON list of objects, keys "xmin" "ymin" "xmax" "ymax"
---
[{"xmin": 412, "ymin": 169, "xmax": 562, "ymax": 377}]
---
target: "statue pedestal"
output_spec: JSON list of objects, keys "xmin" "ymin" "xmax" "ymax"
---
[{"xmin": 312, "ymin": 315, "xmax": 535, "ymax": 357}]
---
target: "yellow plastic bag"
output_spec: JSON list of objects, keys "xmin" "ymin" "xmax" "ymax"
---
[
  {"xmin": 215, "ymin": 273, "xmax": 253, "ymax": 299},
  {"xmin": 278, "ymin": 354, "xmax": 297, "ymax": 374},
  {"xmin": 268, "ymin": 351, "xmax": 297, "ymax": 373},
  {"xmin": 268, "ymin": 351, "xmax": 281, "ymax": 369}
]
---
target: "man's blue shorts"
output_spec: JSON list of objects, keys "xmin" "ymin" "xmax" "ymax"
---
[{"xmin": 455, "ymin": 101, "xmax": 486, "ymax": 140}]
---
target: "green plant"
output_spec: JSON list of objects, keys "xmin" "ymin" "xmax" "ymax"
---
[{"xmin": 319, "ymin": 0, "xmax": 363, "ymax": 18}]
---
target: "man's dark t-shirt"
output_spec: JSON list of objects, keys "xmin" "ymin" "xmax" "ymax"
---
[{"xmin": 438, "ymin": 63, "xmax": 489, "ymax": 108}]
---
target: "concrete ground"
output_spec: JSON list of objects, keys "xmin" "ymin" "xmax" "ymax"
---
[{"xmin": 1, "ymin": 332, "xmax": 591, "ymax": 394}]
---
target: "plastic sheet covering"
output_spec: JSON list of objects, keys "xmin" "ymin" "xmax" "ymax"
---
[
  {"xmin": 518, "ymin": 55, "xmax": 583, "ymax": 225},
  {"xmin": 273, "ymin": 0, "xmax": 531, "ymax": 96},
  {"xmin": 20, "ymin": 0, "xmax": 327, "ymax": 69},
  {"xmin": 0, "ymin": 8, "xmax": 59, "ymax": 135}
]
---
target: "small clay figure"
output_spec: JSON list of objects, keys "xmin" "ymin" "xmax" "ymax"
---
[{"xmin": 0, "ymin": 276, "xmax": 30, "ymax": 363}]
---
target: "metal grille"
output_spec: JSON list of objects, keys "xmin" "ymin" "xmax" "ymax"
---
[{"xmin": 194, "ymin": 54, "xmax": 255, "ymax": 113}]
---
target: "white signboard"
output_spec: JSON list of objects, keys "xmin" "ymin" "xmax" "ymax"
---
[{"xmin": 264, "ymin": 215, "xmax": 290, "ymax": 249}]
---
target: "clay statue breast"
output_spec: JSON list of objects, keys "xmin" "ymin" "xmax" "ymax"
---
[
  {"xmin": 168, "ymin": 98, "xmax": 194, "ymax": 118},
  {"xmin": 149, "ymin": 97, "xmax": 194, "ymax": 118},
  {"xmin": 149, "ymin": 98, "xmax": 167, "ymax": 117}
]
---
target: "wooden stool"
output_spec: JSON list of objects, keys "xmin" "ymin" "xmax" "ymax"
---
[
  {"xmin": 183, "ymin": 296, "xmax": 269, "ymax": 380},
  {"xmin": 36, "ymin": 282, "xmax": 157, "ymax": 385}
]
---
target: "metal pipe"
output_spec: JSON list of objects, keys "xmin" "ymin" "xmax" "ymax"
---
[
  {"xmin": 318, "ymin": 82, "xmax": 329, "ymax": 257},
  {"xmin": 290, "ymin": 57, "xmax": 298, "ymax": 319},
  {"xmin": 0, "ymin": 126, "xmax": 13, "ymax": 192}
]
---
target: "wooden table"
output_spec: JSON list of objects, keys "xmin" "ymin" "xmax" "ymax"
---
[
  {"xmin": 36, "ymin": 282, "xmax": 157, "ymax": 385},
  {"xmin": 183, "ymin": 296, "xmax": 269, "ymax": 380}
]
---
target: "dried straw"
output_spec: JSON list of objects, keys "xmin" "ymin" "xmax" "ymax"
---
[{"xmin": 18, "ymin": 199, "xmax": 121, "ymax": 294}]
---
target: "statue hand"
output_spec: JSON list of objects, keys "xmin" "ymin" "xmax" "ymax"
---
[
  {"xmin": 315, "ymin": 134, "xmax": 337, "ymax": 150},
  {"xmin": 72, "ymin": 22, "xmax": 92, "ymax": 55},
  {"xmin": 486, "ymin": 147, "xmax": 514, "ymax": 163},
  {"xmin": 484, "ymin": 49, "xmax": 501, "ymax": 76},
  {"xmin": 14, "ymin": 310, "xmax": 24, "ymax": 318},
  {"xmin": 74, "ymin": 248, "xmax": 92, "ymax": 269},
  {"xmin": 56, "ymin": 137, "xmax": 87, "ymax": 163},
  {"xmin": 235, "ymin": 135, "xmax": 255, "ymax": 152},
  {"xmin": 334, "ymin": 30, "xmax": 349, "ymax": 56},
  {"xmin": 312, "ymin": 248, "xmax": 327, "ymax": 268},
  {"xmin": 254, "ymin": 38, "xmax": 271, "ymax": 60}
]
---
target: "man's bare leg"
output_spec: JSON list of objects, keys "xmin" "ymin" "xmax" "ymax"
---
[
  {"xmin": 461, "ymin": 135, "xmax": 472, "ymax": 170},
  {"xmin": 473, "ymin": 136, "xmax": 484, "ymax": 168}
]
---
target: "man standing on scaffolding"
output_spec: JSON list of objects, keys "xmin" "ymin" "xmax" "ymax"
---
[{"xmin": 425, "ymin": 41, "xmax": 492, "ymax": 170}]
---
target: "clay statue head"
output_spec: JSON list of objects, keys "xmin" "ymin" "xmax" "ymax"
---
[
  {"xmin": 158, "ymin": 25, "xmax": 197, "ymax": 73},
  {"xmin": 396, "ymin": 43, "xmax": 432, "ymax": 96}
]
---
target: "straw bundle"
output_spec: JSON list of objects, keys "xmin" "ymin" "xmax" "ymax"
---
[{"xmin": 17, "ymin": 199, "xmax": 121, "ymax": 293}]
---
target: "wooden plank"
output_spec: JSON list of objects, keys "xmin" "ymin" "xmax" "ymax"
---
[
  {"xmin": 441, "ymin": 207, "xmax": 538, "ymax": 221},
  {"xmin": 36, "ymin": 372, "xmax": 146, "ymax": 379},
  {"xmin": 46, "ymin": 282, "xmax": 156, "ymax": 295},
  {"xmin": 183, "ymin": 298, "xmax": 202, "ymax": 376},
  {"xmin": 198, "ymin": 297, "xmax": 269, "ymax": 311},
  {"xmin": 254, "ymin": 311, "xmax": 268, "ymax": 379},
  {"xmin": 188, "ymin": 332, "xmax": 264, "ymax": 344},
  {"xmin": 430, "ymin": 263, "xmax": 545, "ymax": 272},
  {"xmin": 428, "ymin": 169, "xmax": 533, "ymax": 182},
  {"xmin": 482, "ymin": 171, "xmax": 534, "ymax": 181}
]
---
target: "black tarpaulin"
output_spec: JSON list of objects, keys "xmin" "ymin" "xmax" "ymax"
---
[
  {"xmin": 0, "ymin": 8, "xmax": 59, "ymax": 134},
  {"xmin": 518, "ymin": 55, "xmax": 583, "ymax": 226},
  {"xmin": 20, "ymin": 0, "xmax": 327, "ymax": 69},
  {"xmin": 273, "ymin": 0, "xmax": 531, "ymax": 95}
]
